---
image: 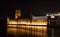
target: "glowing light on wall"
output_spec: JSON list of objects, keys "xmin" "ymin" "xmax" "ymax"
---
[
  {"xmin": 7, "ymin": 19, "xmax": 47, "ymax": 25},
  {"xmin": 50, "ymin": 15, "xmax": 55, "ymax": 18}
]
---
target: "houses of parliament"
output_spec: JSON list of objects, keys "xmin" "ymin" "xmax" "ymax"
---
[{"xmin": 7, "ymin": 10, "xmax": 60, "ymax": 37}]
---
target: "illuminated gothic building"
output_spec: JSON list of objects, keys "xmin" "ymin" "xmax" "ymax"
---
[
  {"xmin": 7, "ymin": 10, "xmax": 60, "ymax": 37},
  {"xmin": 7, "ymin": 10, "xmax": 47, "ymax": 25},
  {"xmin": 7, "ymin": 10, "xmax": 48, "ymax": 37}
]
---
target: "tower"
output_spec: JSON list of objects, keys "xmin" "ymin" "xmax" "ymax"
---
[{"xmin": 15, "ymin": 10, "xmax": 21, "ymax": 19}]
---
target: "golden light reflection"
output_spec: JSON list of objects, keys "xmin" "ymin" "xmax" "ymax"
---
[
  {"xmin": 7, "ymin": 25, "xmax": 17, "ymax": 27},
  {"xmin": 7, "ymin": 28, "xmax": 17, "ymax": 35},
  {"xmin": 7, "ymin": 26, "xmax": 47, "ymax": 37}
]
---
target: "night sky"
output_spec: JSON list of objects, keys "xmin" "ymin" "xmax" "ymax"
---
[{"xmin": 0, "ymin": 0, "xmax": 60, "ymax": 19}]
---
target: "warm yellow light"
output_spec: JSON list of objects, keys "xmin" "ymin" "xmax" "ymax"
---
[
  {"xmin": 7, "ymin": 19, "xmax": 47, "ymax": 25},
  {"xmin": 7, "ymin": 25, "xmax": 17, "ymax": 27},
  {"xmin": 8, "ymin": 21, "xmax": 18, "ymax": 24}
]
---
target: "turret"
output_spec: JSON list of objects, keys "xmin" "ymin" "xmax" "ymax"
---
[{"xmin": 15, "ymin": 10, "xmax": 21, "ymax": 19}]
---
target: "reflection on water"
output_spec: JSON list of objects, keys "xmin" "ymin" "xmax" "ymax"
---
[{"xmin": 7, "ymin": 25, "xmax": 47, "ymax": 37}]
